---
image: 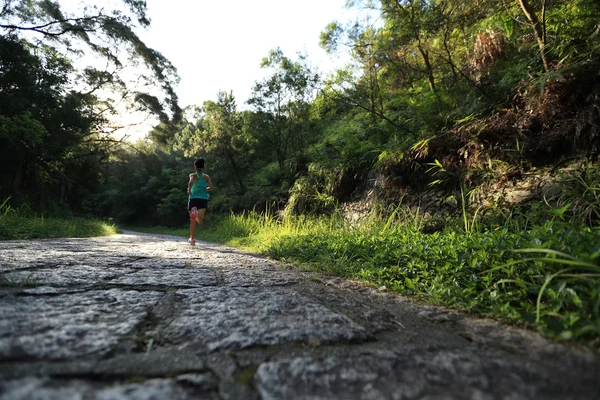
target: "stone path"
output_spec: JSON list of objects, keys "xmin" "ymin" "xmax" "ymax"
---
[{"xmin": 0, "ymin": 231, "xmax": 598, "ymax": 399}]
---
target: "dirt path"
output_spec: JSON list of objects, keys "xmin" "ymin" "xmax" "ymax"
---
[{"xmin": 0, "ymin": 231, "xmax": 598, "ymax": 399}]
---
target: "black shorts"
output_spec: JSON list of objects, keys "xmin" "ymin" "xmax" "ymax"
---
[{"xmin": 188, "ymin": 198, "xmax": 208, "ymax": 211}]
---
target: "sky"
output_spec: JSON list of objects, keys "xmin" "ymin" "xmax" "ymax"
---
[{"xmin": 113, "ymin": 0, "xmax": 364, "ymax": 139}]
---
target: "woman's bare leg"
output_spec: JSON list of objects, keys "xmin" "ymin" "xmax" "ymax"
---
[
  {"xmin": 189, "ymin": 210, "xmax": 197, "ymax": 241},
  {"xmin": 196, "ymin": 208, "xmax": 207, "ymax": 225}
]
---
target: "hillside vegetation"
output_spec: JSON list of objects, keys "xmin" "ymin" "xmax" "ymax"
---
[{"xmin": 1, "ymin": 0, "xmax": 599, "ymax": 345}]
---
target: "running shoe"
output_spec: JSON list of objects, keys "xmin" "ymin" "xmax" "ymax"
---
[
  {"xmin": 188, "ymin": 238, "xmax": 195, "ymax": 246},
  {"xmin": 190, "ymin": 206, "xmax": 198, "ymax": 222}
]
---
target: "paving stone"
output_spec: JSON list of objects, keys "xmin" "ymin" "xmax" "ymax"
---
[
  {"xmin": 0, "ymin": 253, "xmax": 91, "ymax": 272},
  {"xmin": 0, "ymin": 289, "xmax": 162, "ymax": 360},
  {"xmin": 222, "ymin": 267, "xmax": 299, "ymax": 287},
  {"xmin": 120, "ymin": 258, "xmax": 188, "ymax": 269},
  {"xmin": 18, "ymin": 286, "xmax": 88, "ymax": 295},
  {"xmin": 0, "ymin": 374, "xmax": 219, "ymax": 400},
  {"xmin": 254, "ymin": 349, "xmax": 600, "ymax": 400},
  {"xmin": 1, "ymin": 265, "xmax": 136, "ymax": 287},
  {"xmin": 111, "ymin": 268, "xmax": 217, "ymax": 287},
  {"xmin": 164, "ymin": 287, "xmax": 370, "ymax": 352}
]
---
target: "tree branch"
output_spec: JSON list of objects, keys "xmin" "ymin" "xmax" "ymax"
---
[
  {"xmin": 324, "ymin": 87, "xmax": 416, "ymax": 137},
  {"xmin": 0, "ymin": 15, "xmax": 104, "ymax": 37},
  {"xmin": 518, "ymin": 0, "xmax": 549, "ymax": 72}
]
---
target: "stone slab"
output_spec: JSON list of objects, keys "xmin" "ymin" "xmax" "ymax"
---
[
  {"xmin": 0, "ymin": 374, "xmax": 219, "ymax": 400},
  {"xmin": 111, "ymin": 268, "xmax": 217, "ymax": 288},
  {"xmin": 0, "ymin": 289, "xmax": 162, "ymax": 360},
  {"xmin": 1, "ymin": 265, "xmax": 136, "ymax": 287},
  {"xmin": 164, "ymin": 287, "xmax": 370, "ymax": 352},
  {"xmin": 120, "ymin": 258, "xmax": 189, "ymax": 269},
  {"xmin": 222, "ymin": 267, "xmax": 299, "ymax": 287},
  {"xmin": 254, "ymin": 349, "xmax": 600, "ymax": 400}
]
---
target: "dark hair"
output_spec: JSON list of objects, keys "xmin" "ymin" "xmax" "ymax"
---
[{"xmin": 194, "ymin": 158, "xmax": 205, "ymax": 169}]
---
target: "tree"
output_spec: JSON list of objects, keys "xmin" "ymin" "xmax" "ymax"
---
[
  {"xmin": 0, "ymin": 35, "xmax": 105, "ymax": 209},
  {"xmin": 517, "ymin": 0, "xmax": 549, "ymax": 72},
  {"xmin": 320, "ymin": 7, "xmax": 419, "ymax": 141},
  {"xmin": 0, "ymin": 1, "xmax": 181, "ymax": 212},
  {"xmin": 0, "ymin": 0, "xmax": 181, "ymax": 137},
  {"xmin": 97, "ymin": 140, "xmax": 188, "ymax": 225},
  {"xmin": 198, "ymin": 92, "xmax": 249, "ymax": 194},
  {"xmin": 247, "ymin": 48, "xmax": 319, "ymax": 171}
]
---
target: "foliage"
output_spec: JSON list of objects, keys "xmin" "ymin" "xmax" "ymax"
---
[
  {"xmin": 248, "ymin": 48, "xmax": 320, "ymax": 172},
  {"xmin": 0, "ymin": 0, "xmax": 181, "ymax": 216},
  {"xmin": 97, "ymin": 140, "xmax": 189, "ymax": 226},
  {"xmin": 0, "ymin": 35, "xmax": 106, "ymax": 211},
  {"xmin": 284, "ymin": 163, "xmax": 344, "ymax": 217},
  {"xmin": 0, "ymin": 198, "xmax": 116, "ymax": 239},
  {"xmin": 2, "ymin": 0, "xmax": 600, "ymax": 347},
  {"xmin": 0, "ymin": 0, "xmax": 181, "ymax": 128},
  {"xmin": 158, "ymin": 207, "xmax": 599, "ymax": 347},
  {"xmin": 544, "ymin": 159, "xmax": 600, "ymax": 226}
]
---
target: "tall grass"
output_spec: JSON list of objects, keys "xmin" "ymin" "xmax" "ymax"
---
[
  {"xmin": 168, "ymin": 207, "xmax": 599, "ymax": 347},
  {"xmin": 200, "ymin": 210, "xmax": 347, "ymax": 252},
  {"xmin": 0, "ymin": 198, "xmax": 117, "ymax": 239},
  {"xmin": 127, "ymin": 170, "xmax": 600, "ymax": 348},
  {"xmin": 544, "ymin": 159, "xmax": 600, "ymax": 226}
]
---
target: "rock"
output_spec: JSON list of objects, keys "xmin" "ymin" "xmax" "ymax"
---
[
  {"xmin": 0, "ymin": 289, "xmax": 162, "ymax": 360},
  {"xmin": 254, "ymin": 349, "xmax": 589, "ymax": 400},
  {"xmin": 163, "ymin": 287, "xmax": 370, "ymax": 353},
  {"xmin": 0, "ymin": 375, "xmax": 219, "ymax": 400}
]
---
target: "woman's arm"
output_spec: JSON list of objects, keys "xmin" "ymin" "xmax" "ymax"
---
[
  {"xmin": 204, "ymin": 174, "xmax": 214, "ymax": 192},
  {"xmin": 187, "ymin": 173, "xmax": 199, "ymax": 194}
]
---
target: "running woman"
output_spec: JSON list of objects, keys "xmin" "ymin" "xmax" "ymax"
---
[{"xmin": 187, "ymin": 158, "xmax": 213, "ymax": 245}]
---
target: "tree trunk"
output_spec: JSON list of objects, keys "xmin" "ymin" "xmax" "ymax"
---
[
  {"xmin": 518, "ymin": 0, "xmax": 549, "ymax": 72},
  {"xmin": 418, "ymin": 46, "xmax": 437, "ymax": 92},
  {"xmin": 12, "ymin": 159, "xmax": 26, "ymax": 202},
  {"xmin": 227, "ymin": 153, "xmax": 247, "ymax": 194},
  {"xmin": 60, "ymin": 175, "xmax": 68, "ymax": 204}
]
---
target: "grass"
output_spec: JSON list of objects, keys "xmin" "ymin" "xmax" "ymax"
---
[
  {"xmin": 131, "ymin": 208, "xmax": 600, "ymax": 348},
  {"xmin": 0, "ymin": 199, "xmax": 117, "ymax": 240}
]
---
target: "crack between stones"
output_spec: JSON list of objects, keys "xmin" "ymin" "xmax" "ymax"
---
[{"xmin": 47, "ymin": 368, "xmax": 214, "ymax": 381}]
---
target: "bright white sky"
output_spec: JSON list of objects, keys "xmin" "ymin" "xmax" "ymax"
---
[
  {"xmin": 107, "ymin": 0, "xmax": 380, "ymax": 140},
  {"xmin": 134, "ymin": 0, "xmax": 361, "ymax": 114},
  {"xmin": 108, "ymin": 0, "xmax": 383, "ymax": 140}
]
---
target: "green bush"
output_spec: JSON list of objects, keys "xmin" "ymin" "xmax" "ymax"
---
[{"xmin": 0, "ymin": 198, "xmax": 117, "ymax": 240}]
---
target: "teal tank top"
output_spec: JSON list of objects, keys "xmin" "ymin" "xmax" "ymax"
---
[{"xmin": 190, "ymin": 173, "xmax": 209, "ymax": 200}]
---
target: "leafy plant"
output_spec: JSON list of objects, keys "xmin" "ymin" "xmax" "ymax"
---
[
  {"xmin": 426, "ymin": 160, "xmax": 482, "ymax": 232},
  {"xmin": 137, "ymin": 203, "xmax": 600, "ymax": 347},
  {"xmin": 544, "ymin": 159, "xmax": 600, "ymax": 226}
]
